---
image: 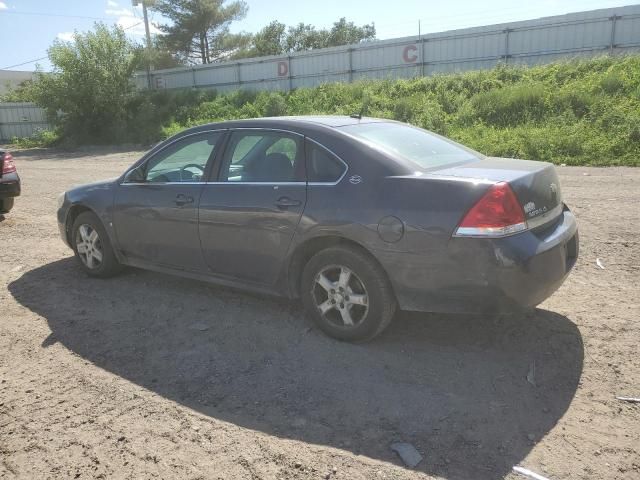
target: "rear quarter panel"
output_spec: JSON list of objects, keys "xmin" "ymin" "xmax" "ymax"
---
[
  {"xmin": 369, "ymin": 175, "xmax": 494, "ymax": 304},
  {"xmin": 288, "ymin": 162, "xmax": 491, "ymax": 298}
]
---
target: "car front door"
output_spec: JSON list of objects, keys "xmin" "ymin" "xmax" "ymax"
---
[
  {"xmin": 198, "ymin": 129, "xmax": 307, "ymax": 286},
  {"xmin": 113, "ymin": 130, "xmax": 224, "ymax": 271}
]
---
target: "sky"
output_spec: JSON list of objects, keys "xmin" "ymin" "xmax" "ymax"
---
[{"xmin": 0, "ymin": 0, "xmax": 636, "ymax": 71}]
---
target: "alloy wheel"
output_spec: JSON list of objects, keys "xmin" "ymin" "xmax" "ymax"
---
[
  {"xmin": 75, "ymin": 224, "xmax": 103, "ymax": 269},
  {"xmin": 312, "ymin": 265, "xmax": 369, "ymax": 327}
]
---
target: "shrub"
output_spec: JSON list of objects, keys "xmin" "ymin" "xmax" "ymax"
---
[
  {"xmin": 470, "ymin": 83, "xmax": 547, "ymax": 126},
  {"xmin": 600, "ymin": 72, "xmax": 625, "ymax": 94},
  {"xmin": 552, "ymin": 89, "xmax": 593, "ymax": 118},
  {"xmin": 263, "ymin": 93, "xmax": 288, "ymax": 116},
  {"xmin": 10, "ymin": 129, "xmax": 59, "ymax": 148},
  {"xmin": 32, "ymin": 23, "xmax": 140, "ymax": 145},
  {"xmin": 392, "ymin": 98, "xmax": 418, "ymax": 123},
  {"xmin": 418, "ymin": 101, "xmax": 448, "ymax": 135}
]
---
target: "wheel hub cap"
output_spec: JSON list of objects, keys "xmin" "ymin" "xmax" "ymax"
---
[
  {"xmin": 312, "ymin": 265, "xmax": 369, "ymax": 328},
  {"xmin": 76, "ymin": 224, "xmax": 103, "ymax": 270}
]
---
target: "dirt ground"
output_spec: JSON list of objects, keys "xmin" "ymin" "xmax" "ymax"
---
[{"xmin": 0, "ymin": 147, "xmax": 638, "ymax": 480}]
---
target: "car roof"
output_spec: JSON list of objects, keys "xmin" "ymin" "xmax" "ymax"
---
[
  {"xmin": 197, "ymin": 115, "xmax": 390, "ymax": 130},
  {"xmin": 174, "ymin": 116, "xmax": 429, "ymax": 176}
]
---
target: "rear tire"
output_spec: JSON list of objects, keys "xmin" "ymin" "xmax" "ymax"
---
[
  {"xmin": 301, "ymin": 245, "xmax": 396, "ymax": 342},
  {"xmin": 71, "ymin": 211, "xmax": 121, "ymax": 278},
  {"xmin": 0, "ymin": 197, "xmax": 14, "ymax": 214}
]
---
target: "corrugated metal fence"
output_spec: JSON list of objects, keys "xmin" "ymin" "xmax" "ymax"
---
[
  {"xmin": 134, "ymin": 4, "xmax": 640, "ymax": 93},
  {"xmin": 0, "ymin": 103, "xmax": 50, "ymax": 142}
]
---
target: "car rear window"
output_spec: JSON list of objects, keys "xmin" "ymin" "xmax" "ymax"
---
[
  {"xmin": 306, "ymin": 141, "xmax": 346, "ymax": 183},
  {"xmin": 339, "ymin": 122, "xmax": 481, "ymax": 169}
]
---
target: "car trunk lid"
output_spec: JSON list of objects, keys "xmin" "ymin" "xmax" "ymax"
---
[{"xmin": 431, "ymin": 157, "xmax": 563, "ymax": 227}]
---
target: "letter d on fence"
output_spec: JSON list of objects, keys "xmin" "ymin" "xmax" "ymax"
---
[
  {"xmin": 402, "ymin": 45, "xmax": 418, "ymax": 63},
  {"xmin": 277, "ymin": 61, "xmax": 289, "ymax": 76}
]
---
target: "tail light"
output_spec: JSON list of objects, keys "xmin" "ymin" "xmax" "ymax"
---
[
  {"xmin": 2, "ymin": 153, "xmax": 16, "ymax": 174},
  {"xmin": 454, "ymin": 182, "xmax": 527, "ymax": 237}
]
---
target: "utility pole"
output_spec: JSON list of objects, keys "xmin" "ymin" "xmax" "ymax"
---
[
  {"xmin": 142, "ymin": 1, "xmax": 152, "ymax": 52},
  {"xmin": 133, "ymin": 0, "xmax": 154, "ymax": 89},
  {"xmin": 142, "ymin": 1, "xmax": 152, "ymax": 89}
]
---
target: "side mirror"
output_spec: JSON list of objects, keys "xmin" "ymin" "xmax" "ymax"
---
[{"xmin": 123, "ymin": 165, "xmax": 145, "ymax": 183}]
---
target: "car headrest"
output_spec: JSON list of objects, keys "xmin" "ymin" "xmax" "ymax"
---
[{"xmin": 252, "ymin": 152, "xmax": 293, "ymax": 181}]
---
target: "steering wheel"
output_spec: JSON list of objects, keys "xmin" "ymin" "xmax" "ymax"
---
[{"xmin": 180, "ymin": 163, "xmax": 205, "ymax": 181}]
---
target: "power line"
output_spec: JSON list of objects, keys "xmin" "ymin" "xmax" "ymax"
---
[
  {"xmin": 123, "ymin": 21, "xmax": 144, "ymax": 31},
  {"xmin": 1, "ymin": 22, "xmax": 143, "ymax": 71},
  {"xmin": 0, "ymin": 10, "xmax": 110, "ymax": 21},
  {"xmin": 1, "ymin": 57, "xmax": 48, "ymax": 70}
]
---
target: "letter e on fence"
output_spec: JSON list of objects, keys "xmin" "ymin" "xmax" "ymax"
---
[
  {"xmin": 402, "ymin": 45, "xmax": 418, "ymax": 63},
  {"xmin": 277, "ymin": 61, "xmax": 289, "ymax": 77}
]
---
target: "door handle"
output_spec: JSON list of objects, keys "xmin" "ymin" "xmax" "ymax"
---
[
  {"xmin": 275, "ymin": 196, "xmax": 302, "ymax": 208},
  {"xmin": 175, "ymin": 193, "xmax": 194, "ymax": 206}
]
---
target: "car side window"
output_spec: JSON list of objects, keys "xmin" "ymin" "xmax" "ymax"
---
[
  {"xmin": 145, "ymin": 132, "xmax": 221, "ymax": 183},
  {"xmin": 222, "ymin": 131, "xmax": 304, "ymax": 182},
  {"xmin": 306, "ymin": 141, "xmax": 347, "ymax": 183}
]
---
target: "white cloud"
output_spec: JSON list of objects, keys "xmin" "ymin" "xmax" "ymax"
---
[
  {"xmin": 0, "ymin": 1, "xmax": 8, "ymax": 10},
  {"xmin": 57, "ymin": 32, "xmax": 75, "ymax": 42},
  {"xmin": 105, "ymin": 7, "xmax": 133, "ymax": 17},
  {"xmin": 107, "ymin": 0, "xmax": 118, "ymax": 7}
]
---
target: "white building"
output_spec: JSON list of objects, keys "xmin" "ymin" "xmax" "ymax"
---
[{"xmin": 0, "ymin": 70, "xmax": 37, "ymax": 96}]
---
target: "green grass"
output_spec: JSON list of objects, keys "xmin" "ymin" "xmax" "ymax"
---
[
  {"xmin": 15, "ymin": 55, "xmax": 640, "ymax": 166},
  {"xmin": 8, "ymin": 129, "xmax": 59, "ymax": 149}
]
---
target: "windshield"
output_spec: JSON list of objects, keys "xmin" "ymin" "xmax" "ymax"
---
[{"xmin": 339, "ymin": 122, "xmax": 481, "ymax": 169}]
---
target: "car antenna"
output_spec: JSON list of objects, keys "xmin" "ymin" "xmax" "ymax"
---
[{"xmin": 350, "ymin": 104, "xmax": 366, "ymax": 120}]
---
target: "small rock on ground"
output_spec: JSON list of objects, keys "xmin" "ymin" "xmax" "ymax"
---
[{"xmin": 189, "ymin": 323, "xmax": 210, "ymax": 331}]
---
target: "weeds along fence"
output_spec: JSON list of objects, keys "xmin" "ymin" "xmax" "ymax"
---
[
  {"xmin": 134, "ymin": 4, "xmax": 640, "ymax": 93},
  {"xmin": 0, "ymin": 103, "xmax": 50, "ymax": 143}
]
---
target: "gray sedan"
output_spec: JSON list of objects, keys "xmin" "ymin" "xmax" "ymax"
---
[{"xmin": 57, "ymin": 116, "xmax": 579, "ymax": 341}]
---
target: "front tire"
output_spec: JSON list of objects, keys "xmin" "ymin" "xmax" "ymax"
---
[
  {"xmin": 71, "ymin": 211, "xmax": 121, "ymax": 278},
  {"xmin": 301, "ymin": 245, "xmax": 396, "ymax": 342}
]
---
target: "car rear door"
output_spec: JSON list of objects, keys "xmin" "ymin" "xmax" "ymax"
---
[
  {"xmin": 113, "ymin": 130, "xmax": 224, "ymax": 271},
  {"xmin": 198, "ymin": 129, "xmax": 307, "ymax": 286}
]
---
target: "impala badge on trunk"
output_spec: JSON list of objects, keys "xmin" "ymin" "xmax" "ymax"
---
[{"xmin": 524, "ymin": 202, "xmax": 536, "ymax": 214}]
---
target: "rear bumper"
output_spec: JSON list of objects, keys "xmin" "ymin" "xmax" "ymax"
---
[
  {"xmin": 0, "ymin": 175, "xmax": 20, "ymax": 213},
  {"xmin": 379, "ymin": 207, "xmax": 579, "ymax": 314},
  {"xmin": 0, "ymin": 176, "xmax": 21, "ymax": 198}
]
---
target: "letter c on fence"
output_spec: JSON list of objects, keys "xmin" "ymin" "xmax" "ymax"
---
[
  {"xmin": 402, "ymin": 45, "xmax": 418, "ymax": 63},
  {"xmin": 277, "ymin": 61, "xmax": 289, "ymax": 76}
]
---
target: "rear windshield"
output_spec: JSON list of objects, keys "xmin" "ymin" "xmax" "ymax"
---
[{"xmin": 339, "ymin": 122, "xmax": 481, "ymax": 169}]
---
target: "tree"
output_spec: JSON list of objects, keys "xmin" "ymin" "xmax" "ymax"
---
[
  {"xmin": 232, "ymin": 17, "xmax": 376, "ymax": 59},
  {"xmin": 32, "ymin": 23, "xmax": 140, "ymax": 143},
  {"xmin": 284, "ymin": 23, "xmax": 329, "ymax": 52},
  {"xmin": 0, "ymin": 80, "xmax": 36, "ymax": 103},
  {"xmin": 136, "ymin": 37, "xmax": 185, "ymax": 71},
  {"xmin": 152, "ymin": 0, "xmax": 248, "ymax": 64},
  {"xmin": 326, "ymin": 18, "xmax": 376, "ymax": 47},
  {"xmin": 251, "ymin": 21, "xmax": 286, "ymax": 57}
]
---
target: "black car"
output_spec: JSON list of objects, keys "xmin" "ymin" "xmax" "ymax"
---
[
  {"xmin": 57, "ymin": 116, "xmax": 579, "ymax": 341},
  {"xmin": 0, "ymin": 149, "xmax": 20, "ymax": 215}
]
